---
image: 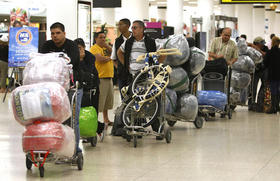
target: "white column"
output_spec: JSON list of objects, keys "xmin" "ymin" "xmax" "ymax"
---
[
  {"xmin": 275, "ymin": 11, "xmax": 280, "ymax": 35},
  {"xmin": 121, "ymin": 0, "xmax": 149, "ymax": 22},
  {"xmin": 265, "ymin": 9, "xmax": 275, "ymax": 43},
  {"xmin": 236, "ymin": 4, "xmax": 253, "ymax": 42},
  {"xmin": 102, "ymin": 8, "xmax": 115, "ymax": 26},
  {"xmin": 157, "ymin": 6, "xmax": 166, "ymax": 21},
  {"xmin": 166, "ymin": 0, "xmax": 183, "ymax": 34},
  {"xmin": 46, "ymin": 0, "xmax": 78, "ymax": 40},
  {"xmin": 220, "ymin": 5, "xmax": 235, "ymax": 29},
  {"xmin": 149, "ymin": 5, "xmax": 158, "ymax": 21},
  {"xmin": 197, "ymin": 0, "xmax": 214, "ymax": 51},
  {"xmin": 253, "ymin": 5, "xmax": 265, "ymax": 41}
]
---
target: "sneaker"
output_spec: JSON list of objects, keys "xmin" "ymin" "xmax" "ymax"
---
[{"xmin": 98, "ymin": 132, "xmax": 104, "ymax": 142}]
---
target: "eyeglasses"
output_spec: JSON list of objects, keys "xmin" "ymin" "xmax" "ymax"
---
[{"xmin": 132, "ymin": 26, "xmax": 139, "ymax": 30}]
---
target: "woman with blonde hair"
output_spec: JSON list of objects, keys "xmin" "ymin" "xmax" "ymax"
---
[{"xmin": 264, "ymin": 36, "xmax": 280, "ymax": 113}]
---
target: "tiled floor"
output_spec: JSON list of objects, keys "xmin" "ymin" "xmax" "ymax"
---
[{"xmin": 1, "ymin": 90, "xmax": 280, "ymax": 181}]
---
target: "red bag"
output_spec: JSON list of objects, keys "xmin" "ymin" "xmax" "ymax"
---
[{"xmin": 22, "ymin": 122, "xmax": 75, "ymax": 157}]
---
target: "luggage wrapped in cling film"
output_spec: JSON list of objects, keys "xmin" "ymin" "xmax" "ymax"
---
[
  {"xmin": 232, "ymin": 55, "xmax": 255, "ymax": 74},
  {"xmin": 237, "ymin": 38, "xmax": 247, "ymax": 55},
  {"xmin": 188, "ymin": 47, "xmax": 206, "ymax": 75},
  {"xmin": 231, "ymin": 70, "xmax": 251, "ymax": 89},
  {"xmin": 165, "ymin": 88, "xmax": 177, "ymax": 114},
  {"xmin": 163, "ymin": 34, "xmax": 190, "ymax": 67},
  {"xmin": 22, "ymin": 122, "xmax": 75, "ymax": 157},
  {"xmin": 23, "ymin": 52, "xmax": 72, "ymax": 90},
  {"xmin": 197, "ymin": 90, "xmax": 227, "ymax": 110},
  {"xmin": 11, "ymin": 82, "xmax": 71, "ymax": 126},
  {"xmin": 177, "ymin": 94, "xmax": 198, "ymax": 121},
  {"xmin": 168, "ymin": 67, "xmax": 189, "ymax": 93},
  {"xmin": 247, "ymin": 47, "xmax": 263, "ymax": 64}
]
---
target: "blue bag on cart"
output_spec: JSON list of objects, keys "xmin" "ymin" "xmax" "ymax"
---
[{"xmin": 197, "ymin": 90, "xmax": 227, "ymax": 110}]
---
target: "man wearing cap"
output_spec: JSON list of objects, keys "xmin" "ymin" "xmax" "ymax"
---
[{"xmin": 247, "ymin": 36, "xmax": 269, "ymax": 111}]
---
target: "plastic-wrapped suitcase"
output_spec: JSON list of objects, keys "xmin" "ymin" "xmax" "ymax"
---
[
  {"xmin": 11, "ymin": 82, "xmax": 71, "ymax": 126},
  {"xmin": 22, "ymin": 122, "xmax": 75, "ymax": 157}
]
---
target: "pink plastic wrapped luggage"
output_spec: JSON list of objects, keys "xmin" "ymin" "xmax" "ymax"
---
[
  {"xmin": 22, "ymin": 122, "xmax": 75, "ymax": 157},
  {"xmin": 23, "ymin": 52, "xmax": 72, "ymax": 90},
  {"xmin": 11, "ymin": 82, "xmax": 71, "ymax": 126}
]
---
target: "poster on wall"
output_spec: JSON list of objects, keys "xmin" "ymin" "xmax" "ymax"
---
[{"xmin": 8, "ymin": 27, "xmax": 38, "ymax": 67}]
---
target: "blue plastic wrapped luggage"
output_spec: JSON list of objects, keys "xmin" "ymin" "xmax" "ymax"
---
[
  {"xmin": 197, "ymin": 90, "xmax": 227, "ymax": 110},
  {"xmin": 165, "ymin": 88, "xmax": 177, "ymax": 114}
]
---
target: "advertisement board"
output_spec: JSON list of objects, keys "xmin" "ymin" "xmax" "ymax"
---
[{"xmin": 8, "ymin": 27, "xmax": 38, "ymax": 67}]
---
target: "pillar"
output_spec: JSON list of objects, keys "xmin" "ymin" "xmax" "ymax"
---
[
  {"xmin": 275, "ymin": 11, "xmax": 280, "ymax": 35},
  {"xmin": 197, "ymin": 0, "xmax": 214, "ymax": 51},
  {"xmin": 102, "ymin": 8, "xmax": 115, "ymax": 26},
  {"xmin": 157, "ymin": 6, "xmax": 166, "ymax": 21},
  {"xmin": 253, "ymin": 5, "xmax": 265, "ymax": 41},
  {"xmin": 236, "ymin": 4, "xmax": 253, "ymax": 42},
  {"xmin": 265, "ymin": 9, "xmax": 275, "ymax": 43},
  {"xmin": 121, "ymin": 0, "xmax": 149, "ymax": 22},
  {"xmin": 166, "ymin": 0, "xmax": 183, "ymax": 34}
]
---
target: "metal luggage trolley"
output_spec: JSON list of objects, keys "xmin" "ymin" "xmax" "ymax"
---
[
  {"xmin": 120, "ymin": 49, "xmax": 180, "ymax": 147},
  {"xmin": 25, "ymin": 82, "xmax": 83, "ymax": 177},
  {"xmin": 165, "ymin": 73, "xmax": 205, "ymax": 129},
  {"xmin": 198, "ymin": 67, "xmax": 233, "ymax": 120}
]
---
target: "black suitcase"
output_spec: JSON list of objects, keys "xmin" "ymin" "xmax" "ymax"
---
[{"xmin": 203, "ymin": 58, "xmax": 228, "ymax": 78}]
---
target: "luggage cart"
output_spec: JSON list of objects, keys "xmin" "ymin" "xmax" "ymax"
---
[
  {"xmin": 120, "ymin": 49, "xmax": 181, "ymax": 147},
  {"xmin": 198, "ymin": 67, "xmax": 233, "ymax": 120},
  {"xmin": 165, "ymin": 73, "xmax": 205, "ymax": 129},
  {"xmin": 25, "ymin": 82, "xmax": 83, "ymax": 177}
]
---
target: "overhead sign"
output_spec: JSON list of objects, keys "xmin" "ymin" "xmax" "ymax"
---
[
  {"xmin": 8, "ymin": 27, "xmax": 38, "ymax": 67},
  {"xmin": 221, "ymin": 0, "xmax": 280, "ymax": 3}
]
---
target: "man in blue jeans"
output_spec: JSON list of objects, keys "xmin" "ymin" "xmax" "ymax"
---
[{"xmin": 40, "ymin": 22, "xmax": 83, "ymax": 157}]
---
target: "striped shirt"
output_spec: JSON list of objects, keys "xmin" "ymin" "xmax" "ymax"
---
[{"xmin": 120, "ymin": 37, "xmax": 161, "ymax": 75}]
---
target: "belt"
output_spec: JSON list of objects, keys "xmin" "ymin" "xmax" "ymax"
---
[{"xmin": 100, "ymin": 77, "xmax": 112, "ymax": 79}]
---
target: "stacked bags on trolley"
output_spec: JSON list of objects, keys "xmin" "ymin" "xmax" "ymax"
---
[
  {"xmin": 157, "ymin": 35, "xmax": 206, "ymax": 121},
  {"xmin": 11, "ymin": 53, "xmax": 75, "ymax": 157},
  {"xmin": 230, "ymin": 38, "xmax": 262, "ymax": 104}
]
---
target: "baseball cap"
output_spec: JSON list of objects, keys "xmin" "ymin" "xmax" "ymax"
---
[{"xmin": 253, "ymin": 36, "xmax": 266, "ymax": 45}]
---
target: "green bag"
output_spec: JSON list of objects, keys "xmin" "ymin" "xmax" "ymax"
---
[{"xmin": 79, "ymin": 106, "xmax": 98, "ymax": 137}]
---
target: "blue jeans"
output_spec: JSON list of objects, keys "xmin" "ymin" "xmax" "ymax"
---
[{"xmin": 75, "ymin": 88, "xmax": 83, "ymax": 154}]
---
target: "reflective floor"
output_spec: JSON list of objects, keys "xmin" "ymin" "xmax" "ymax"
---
[{"xmin": 1, "ymin": 90, "xmax": 280, "ymax": 181}]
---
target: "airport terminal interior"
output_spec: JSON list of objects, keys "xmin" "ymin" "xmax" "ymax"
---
[{"xmin": 1, "ymin": 0, "xmax": 280, "ymax": 180}]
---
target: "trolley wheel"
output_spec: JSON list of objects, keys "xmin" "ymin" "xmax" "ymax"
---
[
  {"xmin": 228, "ymin": 109, "xmax": 232, "ymax": 119},
  {"xmin": 90, "ymin": 136, "xmax": 97, "ymax": 147},
  {"xmin": 194, "ymin": 116, "xmax": 204, "ymax": 129},
  {"xmin": 39, "ymin": 165, "xmax": 44, "ymax": 177},
  {"xmin": 126, "ymin": 135, "xmax": 132, "ymax": 142},
  {"xmin": 26, "ymin": 156, "xmax": 32, "ymax": 170},
  {"xmin": 77, "ymin": 152, "xmax": 83, "ymax": 170},
  {"xmin": 167, "ymin": 120, "xmax": 176, "ymax": 127},
  {"xmin": 230, "ymin": 105, "xmax": 237, "ymax": 111},
  {"xmin": 133, "ymin": 136, "xmax": 137, "ymax": 148},
  {"xmin": 164, "ymin": 128, "xmax": 172, "ymax": 143}
]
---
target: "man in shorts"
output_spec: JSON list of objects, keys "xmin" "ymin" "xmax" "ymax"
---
[{"xmin": 90, "ymin": 31, "xmax": 114, "ymax": 127}]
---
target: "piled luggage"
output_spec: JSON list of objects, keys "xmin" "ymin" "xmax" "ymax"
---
[
  {"xmin": 161, "ymin": 35, "xmax": 206, "ymax": 128},
  {"xmin": 11, "ymin": 53, "xmax": 81, "ymax": 177},
  {"xmin": 230, "ymin": 38, "xmax": 260, "ymax": 105}
]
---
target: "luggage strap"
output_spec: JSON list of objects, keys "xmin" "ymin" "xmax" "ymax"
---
[
  {"xmin": 30, "ymin": 150, "xmax": 50, "ymax": 168},
  {"xmin": 169, "ymin": 76, "xmax": 188, "ymax": 90}
]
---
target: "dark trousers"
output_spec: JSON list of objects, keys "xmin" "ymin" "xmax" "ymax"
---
[
  {"xmin": 270, "ymin": 81, "xmax": 280, "ymax": 113},
  {"xmin": 248, "ymin": 70, "xmax": 264, "ymax": 108}
]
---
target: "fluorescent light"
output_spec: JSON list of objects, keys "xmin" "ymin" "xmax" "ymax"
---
[{"xmin": 189, "ymin": 1, "xmax": 197, "ymax": 4}]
